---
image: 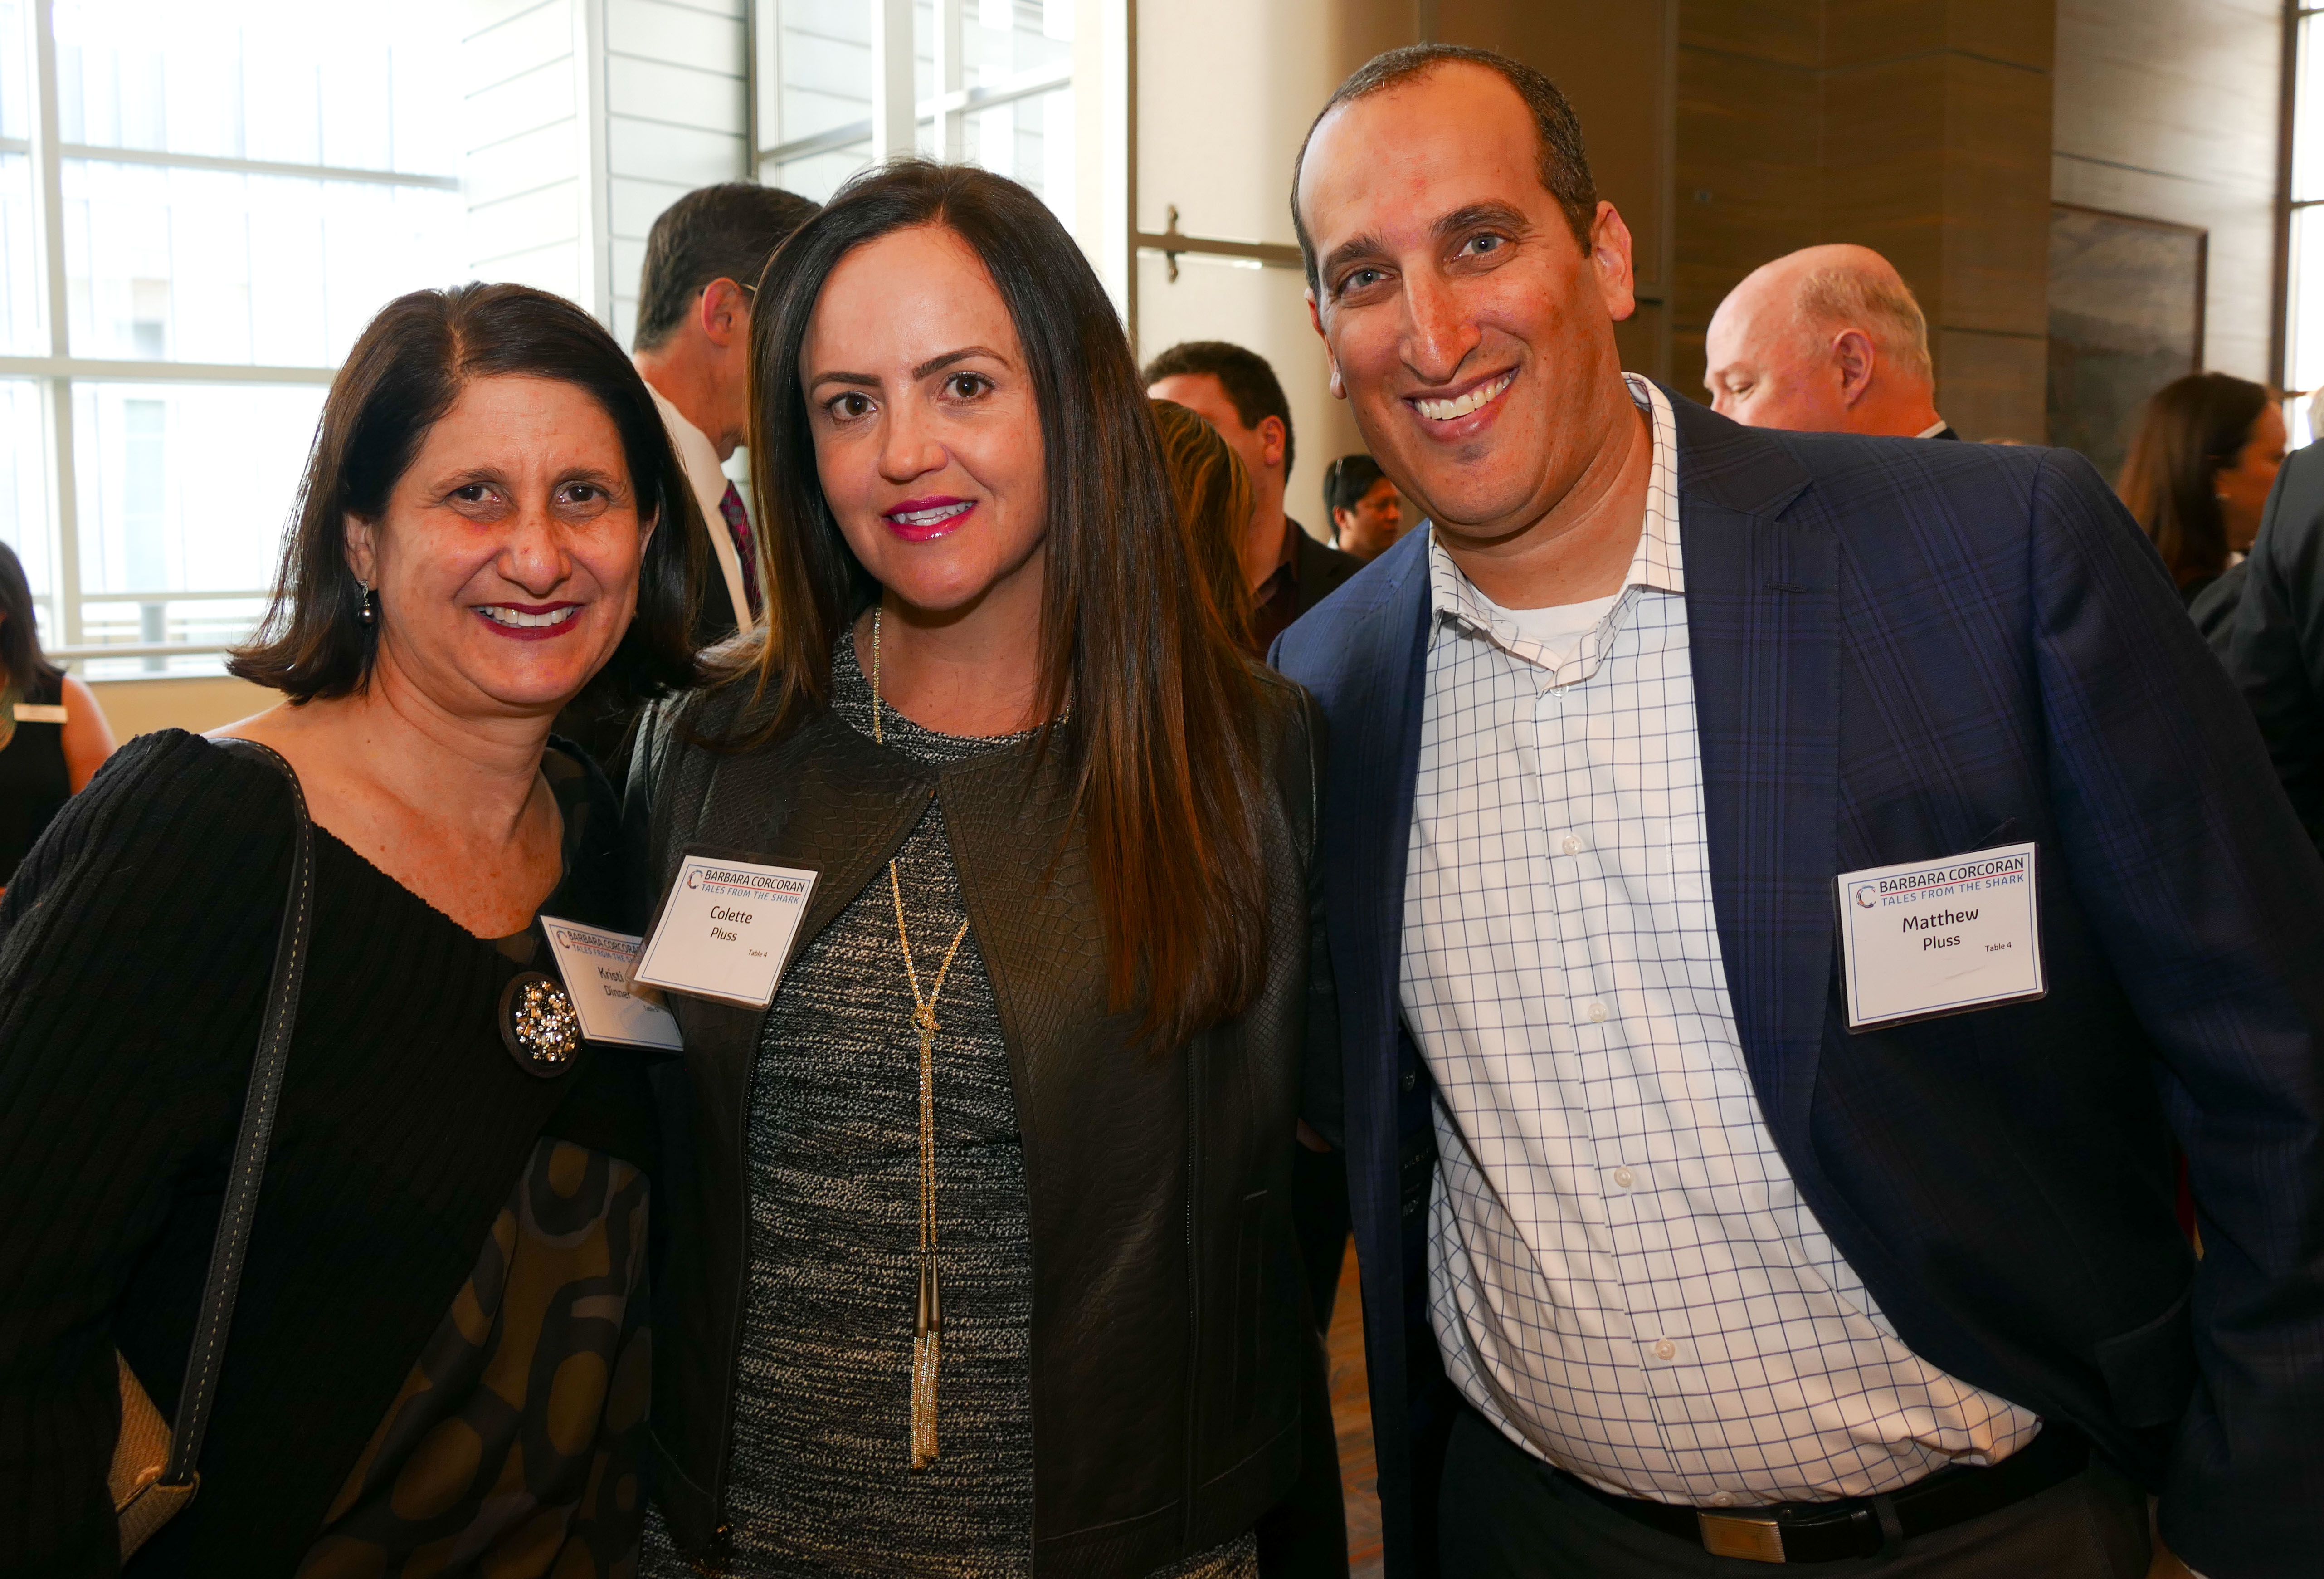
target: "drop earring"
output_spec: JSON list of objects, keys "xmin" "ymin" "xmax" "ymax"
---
[{"xmin": 356, "ymin": 580, "xmax": 379, "ymax": 626}]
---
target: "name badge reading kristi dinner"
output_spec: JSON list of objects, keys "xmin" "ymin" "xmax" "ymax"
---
[
  {"xmin": 632, "ymin": 852, "xmax": 819, "ymax": 1009},
  {"xmin": 539, "ymin": 917, "xmax": 684, "ymax": 1050},
  {"xmin": 1835, "ymin": 841, "xmax": 2045, "ymax": 1030}
]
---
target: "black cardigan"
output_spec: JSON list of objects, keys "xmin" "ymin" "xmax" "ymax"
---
[{"xmin": 0, "ymin": 730, "xmax": 649, "ymax": 1577}]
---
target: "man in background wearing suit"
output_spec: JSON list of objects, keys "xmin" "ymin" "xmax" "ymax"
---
[
  {"xmin": 1147, "ymin": 340, "xmax": 1364, "ymax": 653},
  {"xmin": 1703, "ymin": 243, "xmax": 1955, "ymax": 438},
  {"xmin": 559, "ymin": 181, "xmax": 817, "ymax": 769},
  {"xmin": 1277, "ymin": 42, "xmax": 2324, "ymax": 1579},
  {"xmin": 632, "ymin": 181, "xmax": 819, "ymax": 645}
]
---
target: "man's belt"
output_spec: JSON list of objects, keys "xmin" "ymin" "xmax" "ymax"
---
[{"xmin": 1556, "ymin": 1425, "xmax": 2089, "ymax": 1564}]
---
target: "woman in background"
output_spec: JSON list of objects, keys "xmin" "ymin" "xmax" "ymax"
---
[
  {"xmin": 1320, "ymin": 453, "xmax": 1403, "ymax": 561},
  {"xmin": 0, "ymin": 542, "xmax": 114, "ymax": 892},
  {"xmin": 1153, "ymin": 397, "xmax": 1257, "ymax": 653},
  {"xmin": 2119, "ymin": 371, "xmax": 2284, "ymax": 605}
]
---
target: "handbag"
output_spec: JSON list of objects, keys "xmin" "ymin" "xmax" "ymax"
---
[{"xmin": 110, "ymin": 738, "xmax": 315, "ymax": 1561}]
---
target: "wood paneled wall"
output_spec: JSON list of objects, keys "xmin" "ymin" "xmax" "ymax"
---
[
  {"xmin": 2051, "ymin": 0, "xmax": 2283, "ymax": 387},
  {"xmin": 1671, "ymin": 0, "xmax": 2056, "ymax": 440},
  {"xmin": 1203, "ymin": 1, "xmax": 2282, "ymax": 454}
]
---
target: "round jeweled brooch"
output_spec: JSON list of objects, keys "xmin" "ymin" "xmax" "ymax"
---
[{"xmin": 499, "ymin": 970, "xmax": 580, "ymax": 1076}]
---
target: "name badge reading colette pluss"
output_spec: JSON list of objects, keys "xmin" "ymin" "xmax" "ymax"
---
[
  {"xmin": 632, "ymin": 851, "xmax": 819, "ymax": 1010},
  {"xmin": 1835, "ymin": 841, "xmax": 2046, "ymax": 1031}
]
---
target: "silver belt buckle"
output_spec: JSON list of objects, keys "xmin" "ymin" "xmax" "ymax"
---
[{"xmin": 1697, "ymin": 1511, "xmax": 1786, "ymax": 1562}]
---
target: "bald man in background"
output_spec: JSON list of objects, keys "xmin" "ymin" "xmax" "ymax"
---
[{"xmin": 1704, "ymin": 243, "xmax": 1954, "ymax": 438}]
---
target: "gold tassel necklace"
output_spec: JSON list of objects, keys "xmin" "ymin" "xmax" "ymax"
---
[{"xmin": 872, "ymin": 606, "xmax": 971, "ymax": 1471}]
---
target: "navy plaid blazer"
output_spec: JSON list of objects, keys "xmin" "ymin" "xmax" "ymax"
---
[{"xmin": 1273, "ymin": 390, "xmax": 2324, "ymax": 1579}]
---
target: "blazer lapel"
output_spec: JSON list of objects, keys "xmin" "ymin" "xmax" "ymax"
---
[{"xmin": 1670, "ymin": 395, "xmax": 1839, "ymax": 1144}]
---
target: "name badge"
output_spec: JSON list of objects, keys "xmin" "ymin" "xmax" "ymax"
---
[
  {"xmin": 1836, "ymin": 841, "xmax": 2045, "ymax": 1030},
  {"xmin": 632, "ymin": 849, "xmax": 819, "ymax": 1009},
  {"xmin": 13, "ymin": 703, "xmax": 66, "ymax": 724},
  {"xmin": 540, "ymin": 917, "xmax": 684, "ymax": 1051}
]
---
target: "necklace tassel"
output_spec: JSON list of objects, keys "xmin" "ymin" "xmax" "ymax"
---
[{"xmin": 910, "ymin": 1258, "xmax": 942, "ymax": 1470}]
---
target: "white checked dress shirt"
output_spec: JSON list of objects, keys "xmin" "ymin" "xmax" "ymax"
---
[{"xmin": 1400, "ymin": 375, "xmax": 2041, "ymax": 1508}]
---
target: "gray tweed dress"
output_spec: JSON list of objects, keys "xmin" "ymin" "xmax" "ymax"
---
[{"xmin": 641, "ymin": 636, "xmax": 1257, "ymax": 1579}]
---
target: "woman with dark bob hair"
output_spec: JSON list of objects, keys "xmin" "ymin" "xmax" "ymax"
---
[
  {"xmin": 628, "ymin": 161, "xmax": 1328, "ymax": 1577},
  {"xmin": 0, "ymin": 281, "xmax": 699, "ymax": 1577}
]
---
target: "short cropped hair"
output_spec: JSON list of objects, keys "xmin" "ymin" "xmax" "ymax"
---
[
  {"xmin": 1322, "ymin": 453, "xmax": 1387, "ymax": 517},
  {"xmin": 633, "ymin": 182, "xmax": 820, "ymax": 351},
  {"xmin": 1141, "ymin": 340, "xmax": 1296, "ymax": 480},
  {"xmin": 1796, "ymin": 264, "xmax": 1933, "ymax": 386},
  {"xmin": 231, "ymin": 283, "xmax": 702, "ymax": 704},
  {"xmin": 1292, "ymin": 44, "xmax": 1598, "ymax": 296}
]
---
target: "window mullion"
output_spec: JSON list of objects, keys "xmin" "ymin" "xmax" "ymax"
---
[
  {"xmin": 935, "ymin": 0, "xmax": 963, "ymax": 160},
  {"xmin": 871, "ymin": 0, "xmax": 914, "ymax": 161},
  {"xmin": 28, "ymin": 0, "xmax": 80, "ymax": 647}
]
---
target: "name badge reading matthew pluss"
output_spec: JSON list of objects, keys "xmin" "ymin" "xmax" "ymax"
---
[
  {"xmin": 632, "ymin": 851, "xmax": 819, "ymax": 1009},
  {"xmin": 1836, "ymin": 842, "xmax": 2045, "ymax": 1030}
]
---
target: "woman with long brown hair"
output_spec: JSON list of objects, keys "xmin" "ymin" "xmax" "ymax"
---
[
  {"xmin": 2118, "ymin": 371, "xmax": 2285, "ymax": 604},
  {"xmin": 627, "ymin": 161, "xmax": 1325, "ymax": 1578}
]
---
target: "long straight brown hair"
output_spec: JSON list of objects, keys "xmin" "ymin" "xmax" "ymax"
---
[
  {"xmin": 2118, "ymin": 372, "xmax": 2271, "ymax": 587},
  {"xmin": 1152, "ymin": 398, "xmax": 1257, "ymax": 654},
  {"xmin": 734, "ymin": 161, "xmax": 1271, "ymax": 1046}
]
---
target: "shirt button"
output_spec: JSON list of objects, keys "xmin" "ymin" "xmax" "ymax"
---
[
  {"xmin": 1710, "ymin": 1493, "xmax": 1736, "ymax": 1509},
  {"xmin": 1560, "ymin": 833, "xmax": 1583, "ymax": 855},
  {"xmin": 1654, "ymin": 1339, "xmax": 1676, "ymax": 1361},
  {"xmin": 1586, "ymin": 1002, "xmax": 1610, "ymax": 1023},
  {"xmin": 1612, "ymin": 1167, "xmax": 1635, "ymax": 1189}
]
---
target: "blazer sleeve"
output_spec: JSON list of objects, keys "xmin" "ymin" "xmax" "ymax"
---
[
  {"xmin": 2218, "ymin": 448, "xmax": 2324, "ymax": 846},
  {"xmin": 2027, "ymin": 450, "xmax": 2324, "ymax": 1579},
  {"xmin": 0, "ymin": 732, "xmax": 292, "ymax": 1577}
]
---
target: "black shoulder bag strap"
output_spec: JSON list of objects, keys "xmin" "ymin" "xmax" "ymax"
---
[{"xmin": 160, "ymin": 738, "xmax": 316, "ymax": 1488}]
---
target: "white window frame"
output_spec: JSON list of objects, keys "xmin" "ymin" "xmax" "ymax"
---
[
  {"xmin": 8, "ymin": 0, "xmax": 457, "ymax": 671},
  {"xmin": 2286, "ymin": 3, "xmax": 2322, "ymax": 443},
  {"xmin": 751, "ymin": 0, "xmax": 1073, "ymax": 190}
]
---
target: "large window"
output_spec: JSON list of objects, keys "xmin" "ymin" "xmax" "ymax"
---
[
  {"xmin": 0, "ymin": 0, "xmax": 462, "ymax": 676},
  {"xmin": 755, "ymin": 0, "xmax": 1074, "ymax": 224}
]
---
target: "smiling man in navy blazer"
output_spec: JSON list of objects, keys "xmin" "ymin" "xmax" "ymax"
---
[{"xmin": 1275, "ymin": 44, "xmax": 2324, "ymax": 1579}]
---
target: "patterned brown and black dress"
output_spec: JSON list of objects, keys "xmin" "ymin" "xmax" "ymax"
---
[{"xmin": 296, "ymin": 1125, "xmax": 654, "ymax": 1576}]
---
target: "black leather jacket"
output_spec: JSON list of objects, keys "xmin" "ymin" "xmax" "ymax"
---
[{"xmin": 624, "ymin": 663, "xmax": 1330, "ymax": 1577}]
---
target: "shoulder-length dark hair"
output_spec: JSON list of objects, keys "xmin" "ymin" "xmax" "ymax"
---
[
  {"xmin": 232, "ymin": 281, "xmax": 701, "ymax": 703},
  {"xmin": 0, "ymin": 540, "xmax": 60, "ymax": 695},
  {"xmin": 737, "ymin": 160, "xmax": 1271, "ymax": 1046},
  {"xmin": 2118, "ymin": 372, "xmax": 2273, "ymax": 587}
]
